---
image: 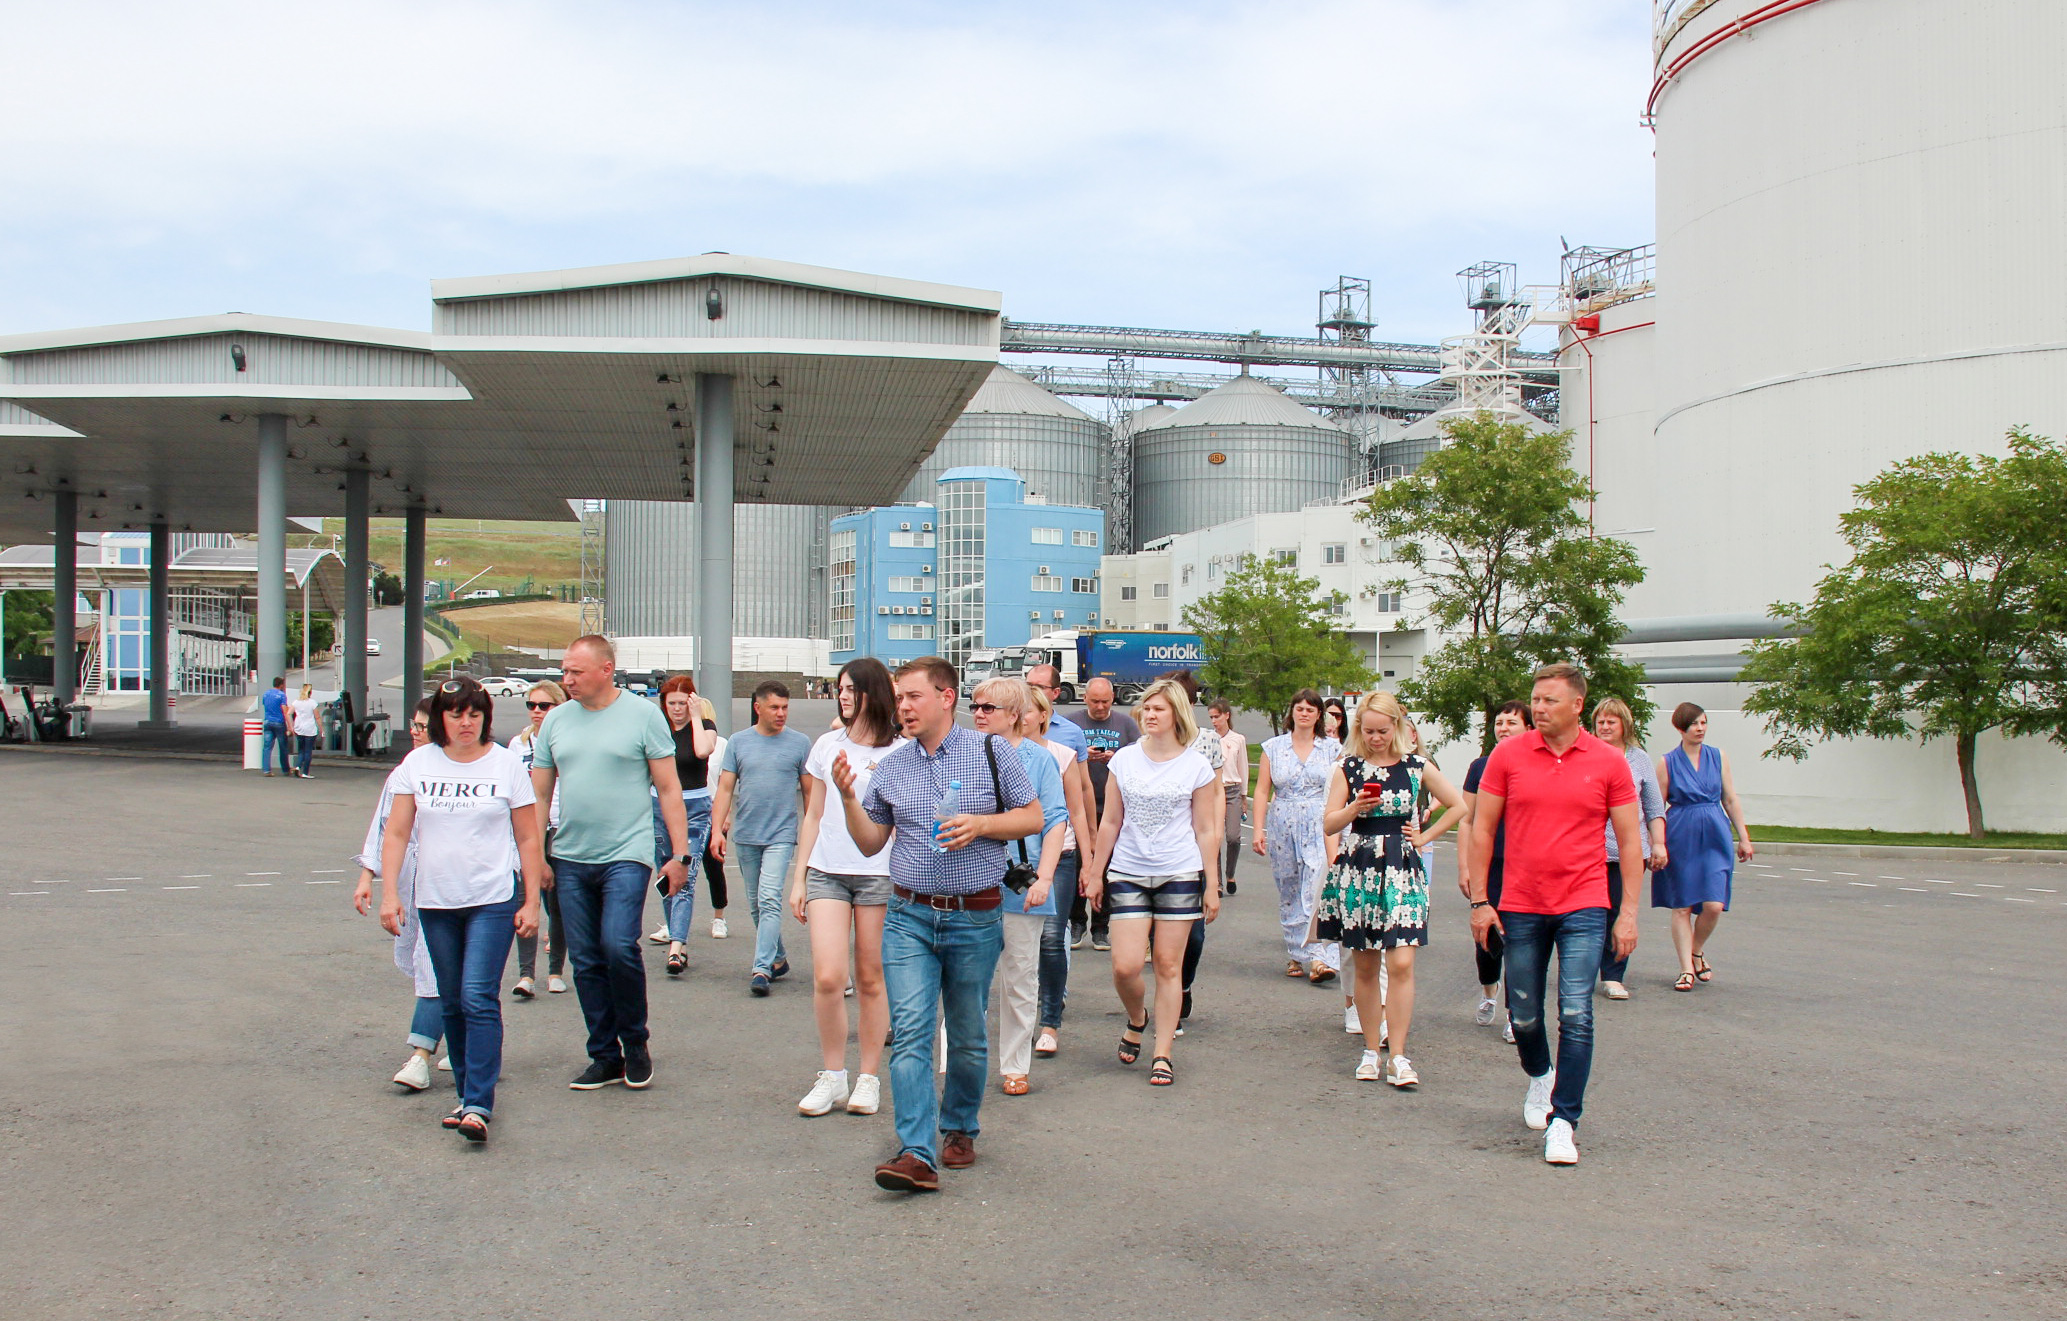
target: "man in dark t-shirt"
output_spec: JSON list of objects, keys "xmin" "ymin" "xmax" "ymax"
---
[{"xmin": 1065, "ymin": 677, "xmax": 1138, "ymax": 949}]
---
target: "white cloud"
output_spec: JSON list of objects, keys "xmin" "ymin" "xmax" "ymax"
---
[{"xmin": 0, "ymin": 0, "xmax": 1655, "ymax": 342}]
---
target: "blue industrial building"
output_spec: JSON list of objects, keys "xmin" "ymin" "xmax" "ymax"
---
[{"xmin": 829, "ymin": 466, "xmax": 1104, "ymax": 669}]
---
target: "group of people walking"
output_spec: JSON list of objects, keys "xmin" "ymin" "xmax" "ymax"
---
[{"xmin": 352, "ymin": 641, "xmax": 1751, "ymax": 1179}]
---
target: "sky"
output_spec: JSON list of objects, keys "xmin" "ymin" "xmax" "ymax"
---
[{"xmin": 0, "ymin": 0, "xmax": 1655, "ymax": 350}]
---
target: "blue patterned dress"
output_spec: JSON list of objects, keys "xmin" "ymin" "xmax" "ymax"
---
[
  {"xmin": 1653, "ymin": 743, "xmax": 1735, "ymax": 910},
  {"xmin": 1263, "ymin": 733, "xmax": 1341, "ymax": 964},
  {"xmin": 1316, "ymin": 754, "xmax": 1430, "ymax": 950}
]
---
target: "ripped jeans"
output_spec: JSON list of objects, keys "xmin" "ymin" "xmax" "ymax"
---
[{"xmin": 1499, "ymin": 906, "xmax": 1607, "ymax": 1129}]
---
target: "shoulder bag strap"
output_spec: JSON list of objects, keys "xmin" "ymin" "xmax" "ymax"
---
[{"xmin": 983, "ymin": 733, "xmax": 1030, "ymax": 865}]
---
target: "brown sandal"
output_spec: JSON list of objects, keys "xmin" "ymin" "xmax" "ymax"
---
[
  {"xmin": 1286, "ymin": 960, "xmax": 1305, "ymax": 978},
  {"xmin": 1309, "ymin": 963, "xmax": 1337, "ymax": 985},
  {"xmin": 1673, "ymin": 972, "xmax": 1696, "ymax": 991},
  {"xmin": 1001, "ymin": 1074, "xmax": 1029, "ymax": 1095}
]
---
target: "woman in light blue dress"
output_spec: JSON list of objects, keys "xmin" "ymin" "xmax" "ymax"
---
[
  {"xmin": 1653, "ymin": 702, "xmax": 1754, "ymax": 991},
  {"xmin": 1251, "ymin": 689, "xmax": 1342, "ymax": 984}
]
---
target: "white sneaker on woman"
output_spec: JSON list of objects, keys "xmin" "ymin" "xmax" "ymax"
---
[
  {"xmin": 547, "ymin": 976, "xmax": 568, "ymax": 994},
  {"xmin": 710, "ymin": 917, "xmax": 728, "ymax": 939},
  {"xmin": 1475, "ymin": 997, "xmax": 1499, "ymax": 1026},
  {"xmin": 648, "ymin": 925, "xmax": 671, "ymax": 945},
  {"xmin": 1354, "ymin": 1050, "xmax": 1382, "ymax": 1081},
  {"xmin": 1503, "ymin": 1021, "xmax": 1515, "ymax": 1044},
  {"xmin": 435, "ymin": 1055, "xmax": 452, "ymax": 1073},
  {"xmin": 1544, "ymin": 1118, "xmax": 1579, "ymax": 1164},
  {"xmin": 846, "ymin": 1073, "xmax": 882, "ymax": 1115},
  {"xmin": 1524, "ymin": 1070, "xmax": 1555, "ymax": 1129},
  {"xmin": 1344, "ymin": 1004, "xmax": 1362, "ymax": 1034},
  {"xmin": 1386, "ymin": 1055, "xmax": 1418, "ymax": 1088},
  {"xmin": 392, "ymin": 1054, "xmax": 431, "ymax": 1091},
  {"xmin": 799, "ymin": 1070, "xmax": 849, "ymax": 1116},
  {"xmin": 1602, "ymin": 981, "xmax": 1630, "ymax": 1000}
]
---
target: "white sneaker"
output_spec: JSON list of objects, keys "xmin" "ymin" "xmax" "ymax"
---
[
  {"xmin": 1354, "ymin": 1049, "xmax": 1382, "ymax": 1081},
  {"xmin": 392, "ymin": 1054, "xmax": 431, "ymax": 1091},
  {"xmin": 1345, "ymin": 1004, "xmax": 1362, "ymax": 1034},
  {"xmin": 547, "ymin": 975, "xmax": 568, "ymax": 994},
  {"xmin": 1523, "ymin": 1070, "xmax": 1555, "ymax": 1130},
  {"xmin": 1386, "ymin": 1055, "xmax": 1419, "ymax": 1088},
  {"xmin": 1503, "ymin": 1021, "xmax": 1515, "ymax": 1044},
  {"xmin": 846, "ymin": 1072, "xmax": 881, "ymax": 1115},
  {"xmin": 1544, "ymin": 1117, "xmax": 1579, "ymax": 1165},
  {"xmin": 844, "ymin": 982, "xmax": 855, "ymax": 998},
  {"xmin": 435, "ymin": 1055, "xmax": 452, "ymax": 1073},
  {"xmin": 648, "ymin": 924, "xmax": 671, "ymax": 944},
  {"xmin": 798, "ymin": 1070, "xmax": 850, "ymax": 1116},
  {"xmin": 1603, "ymin": 980, "xmax": 1630, "ymax": 1000},
  {"xmin": 1475, "ymin": 997, "xmax": 1498, "ymax": 1026},
  {"xmin": 710, "ymin": 917, "xmax": 728, "ymax": 939},
  {"xmin": 1377, "ymin": 1018, "xmax": 1389, "ymax": 1049}
]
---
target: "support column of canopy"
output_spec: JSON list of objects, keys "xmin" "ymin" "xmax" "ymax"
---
[
  {"xmin": 695, "ymin": 373, "xmax": 736, "ymax": 736},
  {"xmin": 140, "ymin": 520, "xmax": 175, "ymax": 729},
  {"xmin": 403, "ymin": 504, "xmax": 427, "ymax": 718},
  {"xmin": 52, "ymin": 489, "xmax": 77, "ymax": 706},
  {"xmin": 255, "ymin": 414, "xmax": 288, "ymax": 692},
  {"xmin": 341, "ymin": 468, "xmax": 369, "ymax": 725}
]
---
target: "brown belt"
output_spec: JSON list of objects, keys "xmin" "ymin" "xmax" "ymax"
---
[{"xmin": 894, "ymin": 884, "xmax": 1002, "ymax": 911}]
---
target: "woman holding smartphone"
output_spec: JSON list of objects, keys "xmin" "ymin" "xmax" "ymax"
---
[{"xmin": 1316, "ymin": 692, "xmax": 1463, "ymax": 1089}]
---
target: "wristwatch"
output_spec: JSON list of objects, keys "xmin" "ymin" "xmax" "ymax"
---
[
  {"xmin": 1469, "ymin": 900, "xmax": 1491, "ymax": 909},
  {"xmin": 676, "ymin": 854, "xmax": 696, "ymax": 866}
]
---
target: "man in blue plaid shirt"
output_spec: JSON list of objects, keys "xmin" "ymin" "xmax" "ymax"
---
[{"xmin": 833, "ymin": 655, "xmax": 1042, "ymax": 1193}]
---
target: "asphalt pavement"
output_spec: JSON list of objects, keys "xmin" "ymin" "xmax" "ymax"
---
[{"xmin": 1, "ymin": 753, "xmax": 2062, "ymax": 1320}]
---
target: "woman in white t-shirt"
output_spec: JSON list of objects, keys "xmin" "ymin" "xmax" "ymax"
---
[
  {"xmin": 784, "ymin": 658, "xmax": 904, "ymax": 1119},
  {"xmin": 352, "ymin": 699, "xmax": 440, "ymax": 1092},
  {"xmin": 290, "ymin": 684, "xmax": 322, "ymax": 778},
  {"xmin": 1082, "ymin": 677, "xmax": 1222, "ymax": 1087},
  {"xmin": 379, "ymin": 677, "xmax": 549, "ymax": 1143}
]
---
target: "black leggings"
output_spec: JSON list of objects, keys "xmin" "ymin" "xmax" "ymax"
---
[
  {"xmin": 1474, "ymin": 860, "xmax": 1505, "ymax": 987},
  {"xmin": 515, "ymin": 861, "xmax": 567, "ymax": 979},
  {"xmin": 704, "ymin": 847, "xmax": 729, "ymax": 911}
]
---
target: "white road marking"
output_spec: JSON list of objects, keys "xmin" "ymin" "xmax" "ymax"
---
[
  {"xmin": 1835, "ymin": 871, "xmax": 1859, "ymax": 877},
  {"xmin": 2030, "ymin": 888, "xmax": 2058, "ymax": 894},
  {"xmin": 180, "ymin": 874, "xmax": 211, "ymax": 879},
  {"xmin": 1952, "ymin": 892, "xmax": 1980, "ymax": 898},
  {"xmin": 1790, "ymin": 868, "xmax": 1815, "ymax": 873},
  {"xmin": 1810, "ymin": 878, "xmax": 1830, "ymax": 883},
  {"xmin": 305, "ymin": 879, "xmax": 341, "ymax": 885},
  {"xmin": 1976, "ymin": 883, "xmax": 2004, "ymax": 889},
  {"xmin": 1880, "ymin": 876, "xmax": 1906, "ymax": 881},
  {"xmin": 310, "ymin": 868, "xmax": 345, "ymax": 874},
  {"xmin": 1899, "ymin": 887, "xmax": 1930, "ymax": 892},
  {"xmin": 106, "ymin": 877, "xmax": 141, "ymax": 882},
  {"xmin": 161, "ymin": 886, "xmax": 199, "ymax": 891},
  {"xmin": 1848, "ymin": 881, "xmax": 1877, "ymax": 887},
  {"xmin": 236, "ymin": 882, "xmax": 271, "ymax": 887},
  {"xmin": 87, "ymin": 888, "xmax": 126, "ymax": 893},
  {"xmin": 1924, "ymin": 879, "xmax": 1954, "ymax": 885},
  {"xmin": 2005, "ymin": 897, "xmax": 2035, "ymax": 903},
  {"xmin": 246, "ymin": 872, "xmax": 281, "ymax": 877},
  {"xmin": 11, "ymin": 891, "xmax": 49, "ymax": 896}
]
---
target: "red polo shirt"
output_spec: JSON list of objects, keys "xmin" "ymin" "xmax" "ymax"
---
[{"xmin": 1478, "ymin": 727, "xmax": 1636, "ymax": 915}]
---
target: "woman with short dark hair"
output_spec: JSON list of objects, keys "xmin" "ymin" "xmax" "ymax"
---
[
  {"xmin": 379, "ymin": 677, "xmax": 550, "ymax": 1142},
  {"xmin": 1653, "ymin": 702, "xmax": 1754, "ymax": 992},
  {"xmin": 1252, "ymin": 688, "xmax": 1342, "ymax": 986}
]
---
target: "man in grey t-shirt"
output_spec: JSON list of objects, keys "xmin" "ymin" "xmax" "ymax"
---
[
  {"xmin": 1066, "ymin": 676, "xmax": 1138, "ymax": 949},
  {"xmin": 712, "ymin": 680, "xmax": 812, "ymax": 995}
]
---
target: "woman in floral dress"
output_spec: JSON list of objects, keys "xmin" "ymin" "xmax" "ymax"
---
[
  {"xmin": 1251, "ymin": 689, "xmax": 1342, "ymax": 986},
  {"xmin": 1317, "ymin": 692, "xmax": 1463, "ymax": 1089}
]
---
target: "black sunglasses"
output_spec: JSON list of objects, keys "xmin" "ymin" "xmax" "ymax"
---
[
  {"xmin": 524, "ymin": 700, "xmax": 557, "ymax": 710},
  {"xmin": 440, "ymin": 679, "xmax": 478, "ymax": 694},
  {"xmin": 968, "ymin": 702, "xmax": 1003, "ymax": 714}
]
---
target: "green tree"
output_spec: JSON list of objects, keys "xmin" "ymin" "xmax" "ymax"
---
[
  {"xmin": 3, "ymin": 590, "xmax": 54, "ymax": 659},
  {"xmin": 1182, "ymin": 556, "xmax": 1372, "ymax": 732},
  {"xmin": 1360, "ymin": 412, "xmax": 1649, "ymax": 751},
  {"xmin": 1741, "ymin": 428, "xmax": 2067, "ymax": 839},
  {"xmin": 285, "ymin": 611, "xmax": 336, "ymax": 657}
]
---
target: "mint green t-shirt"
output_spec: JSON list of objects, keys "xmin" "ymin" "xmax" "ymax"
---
[{"xmin": 530, "ymin": 691, "xmax": 675, "ymax": 865}]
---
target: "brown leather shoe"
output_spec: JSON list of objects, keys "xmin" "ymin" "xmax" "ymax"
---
[
  {"xmin": 941, "ymin": 1131, "xmax": 977, "ymax": 1169},
  {"xmin": 873, "ymin": 1152, "xmax": 939, "ymax": 1192}
]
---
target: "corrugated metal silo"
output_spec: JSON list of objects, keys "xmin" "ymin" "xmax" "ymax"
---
[
  {"xmin": 606, "ymin": 501, "xmax": 830, "ymax": 639},
  {"xmin": 897, "ymin": 365, "xmax": 1107, "ymax": 509},
  {"xmin": 1130, "ymin": 374, "xmax": 1350, "ymax": 545}
]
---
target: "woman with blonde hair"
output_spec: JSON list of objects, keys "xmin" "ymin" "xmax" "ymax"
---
[
  {"xmin": 1590, "ymin": 697, "xmax": 1667, "ymax": 999},
  {"xmin": 1025, "ymin": 685, "xmax": 1097, "ymax": 1061},
  {"xmin": 1316, "ymin": 691, "xmax": 1463, "ymax": 1088},
  {"xmin": 290, "ymin": 682, "xmax": 323, "ymax": 778},
  {"xmin": 509, "ymin": 680, "xmax": 571, "ymax": 996},
  {"xmin": 1083, "ymin": 677, "xmax": 1221, "ymax": 1086}
]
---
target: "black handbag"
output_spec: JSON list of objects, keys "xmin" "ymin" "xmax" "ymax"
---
[{"xmin": 984, "ymin": 734, "xmax": 1038, "ymax": 894}]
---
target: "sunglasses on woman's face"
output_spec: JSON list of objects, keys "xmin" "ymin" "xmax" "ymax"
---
[
  {"xmin": 409, "ymin": 721, "xmax": 430, "ymax": 733},
  {"xmin": 525, "ymin": 700, "xmax": 556, "ymax": 710},
  {"xmin": 967, "ymin": 702, "xmax": 1001, "ymax": 714}
]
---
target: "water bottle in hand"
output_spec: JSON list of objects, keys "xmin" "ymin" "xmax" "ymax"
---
[{"xmin": 932, "ymin": 780, "xmax": 962, "ymax": 853}]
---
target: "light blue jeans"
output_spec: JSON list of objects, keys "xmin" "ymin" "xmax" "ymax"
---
[
  {"xmin": 653, "ymin": 794, "xmax": 714, "ymax": 942},
  {"xmin": 736, "ymin": 841, "xmax": 795, "ymax": 976},
  {"xmin": 882, "ymin": 894, "xmax": 1005, "ymax": 1169},
  {"xmin": 1502, "ymin": 906, "xmax": 1609, "ymax": 1129},
  {"xmin": 418, "ymin": 884, "xmax": 521, "ymax": 1119},
  {"xmin": 407, "ymin": 995, "xmax": 443, "ymax": 1051}
]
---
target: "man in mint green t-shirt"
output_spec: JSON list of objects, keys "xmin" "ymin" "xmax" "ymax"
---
[{"xmin": 530, "ymin": 636, "xmax": 690, "ymax": 1091}]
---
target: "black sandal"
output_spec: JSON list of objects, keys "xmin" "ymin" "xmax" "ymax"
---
[
  {"xmin": 440, "ymin": 1107, "xmax": 465, "ymax": 1129},
  {"xmin": 1149, "ymin": 1056, "xmax": 1175, "ymax": 1086},
  {"xmin": 667, "ymin": 950, "xmax": 687, "ymax": 976},
  {"xmin": 1692, "ymin": 953, "xmax": 1713, "ymax": 982},
  {"xmin": 456, "ymin": 1112, "xmax": 489, "ymax": 1143},
  {"xmin": 1118, "ymin": 1021, "xmax": 1147, "ymax": 1065}
]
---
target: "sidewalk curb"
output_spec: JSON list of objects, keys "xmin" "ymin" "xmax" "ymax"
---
[
  {"xmin": 0, "ymin": 744, "xmax": 393, "ymax": 770},
  {"xmin": 1753, "ymin": 840, "xmax": 2067, "ymax": 866}
]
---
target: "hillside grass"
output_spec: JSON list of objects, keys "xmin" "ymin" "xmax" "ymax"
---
[
  {"xmin": 297, "ymin": 518, "xmax": 585, "ymax": 598},
  {"xmin": 1749, "ymin": 824, "xmax": 2067, "ymax": 850}
]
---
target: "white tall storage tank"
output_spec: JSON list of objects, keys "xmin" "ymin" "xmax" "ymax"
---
[
  {"xmin": 1650, "ymin": 0, "xmax": 2067, "ymax": 617},
  {"xmin": 897, "ymin": 365, "xmax": 1108, "ymax": 510},
  {"xmin": 1558, "ymin": 301, "xmax": 1657, "ymax": 612},
  {"xmin": 1130, "ymin": 374, "xmax": 1350, "ymax": 547},
  {"xmin": 605, "ymin": 501, "xmax": 830, "ymax": 640}
]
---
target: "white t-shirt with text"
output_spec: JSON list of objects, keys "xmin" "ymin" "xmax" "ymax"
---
[
  {"xmin": 1107, "ymin": 743, "xmax": 1217, "ymax": 876},
  {"xmin": 804, "ymin": 727, "xmax": 906, "ymax": 876},
  {"xmin": 392, "ymin": 742, "xmax": 536, "ymax": 909}
]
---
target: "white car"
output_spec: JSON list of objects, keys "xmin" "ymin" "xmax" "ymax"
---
[
  {"xmin": 365, "ymin": 638, "xmax": 383, "ymax": 656},
  {"xmin": 479, "ymin": 676, "xmax": 527, "ymax": 696}
]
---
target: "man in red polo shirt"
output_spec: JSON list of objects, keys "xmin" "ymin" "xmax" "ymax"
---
[{"xmin": 1467, "ymin": 662, "xmax": 1644, "ymax": 1166}]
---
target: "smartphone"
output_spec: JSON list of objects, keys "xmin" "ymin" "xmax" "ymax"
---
[{"xmin": 1357, "ymin": 781, "xmax": 1384, "ymax": 801}]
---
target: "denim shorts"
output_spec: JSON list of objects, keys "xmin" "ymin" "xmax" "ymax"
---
[
  {"xmin": 1105, "ymin": 871, "xmax": 1205, "ymax": 921},
  {"xmin": 805, "ymin": 867, "xmax": 895, "ymax": 907}
]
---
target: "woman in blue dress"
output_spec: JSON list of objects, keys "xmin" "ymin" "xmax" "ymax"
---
[
  {"xmin": 1652, "ymin": 702, "xmax": 1754, "ymax": 991},
  {"xmin": 1251, "ymin": 688, "xmax": 1342, "ymax": 987}
]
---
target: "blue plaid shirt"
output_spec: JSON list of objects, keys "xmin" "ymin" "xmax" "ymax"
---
[{"xmin": 863, "ymin": 724, "xmax": 1037, "ymax": 895}]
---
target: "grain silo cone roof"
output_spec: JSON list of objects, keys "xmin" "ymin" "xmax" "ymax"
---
[
  {"xmin": 975, "ymin": 366, "xmax": 1099, "ymax": 421},
  {"xmin": 1137, "ymin": 372, "xmax": 1345, "ymax": 432}
]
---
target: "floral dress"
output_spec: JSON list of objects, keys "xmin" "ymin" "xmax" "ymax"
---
[{"xmin": 1316, "ymin": 753, "xmax": 1430, "ymax": 950}]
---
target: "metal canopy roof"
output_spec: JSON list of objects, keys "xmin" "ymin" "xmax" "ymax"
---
[
  {"xmin": 0, "ymin": 542, "xmax": 350, "ymax": 613},
  {"xmin": 0, "ymin": 257, "xmax": 1001, "ymax": 542}
]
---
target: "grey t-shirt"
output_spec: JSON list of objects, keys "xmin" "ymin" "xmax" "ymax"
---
[
  {"xmin": 719, "ymin": 726, "xmax": 812, "ymax": 846},
  {"xmin": 1068, "ymin": 709, "xmax": 1140, "ymax": 812}
]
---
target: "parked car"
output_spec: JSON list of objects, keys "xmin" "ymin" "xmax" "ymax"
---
[
  {"xmin": 479, "ymin": 676, "xmax": 526, "ymax": 696},
  {"xmin": 365, "ymin": 638, "xmax": 383, "ymax": 656},
  {"xmin": 461, "ymin": 588, "xmax": 502, "ymax": 600}
]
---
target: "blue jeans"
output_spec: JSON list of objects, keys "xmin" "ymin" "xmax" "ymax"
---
[
  {"xmin": 1037, "ymin": 852, "xmax": 1079, "ymax": 1029},
  {"xmin": 418, "ymin": 883, "xmax": 521, "ymax": 1118},
  {"xmin": 556, "ymin": 858, "xmax": 651, "ymax": 1064},
  {"xmin": 653, "ymin": 795, "xmax": 714, "ymax": 942},
  {"xmin": 1501, "ymin": 906, "xmax": 1608, "ymax": 1128},
  {"xmin": 882, "ymin": 895, "xmax": 1005, "ymax": 1168},
  {"xmin": 736, "ymin": 841, "xmax": 795, "ymax": 976},
  {"xmin": 261, "ymin": 720, "xmax": 291, "ymax": 774},
  {"xmin": 296, "ymin": 733, "xmax": 316, "ymax": 775},
  {"xmin": 407, "ymin": 995, "xmax": 443, "ymax": 1051}
]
